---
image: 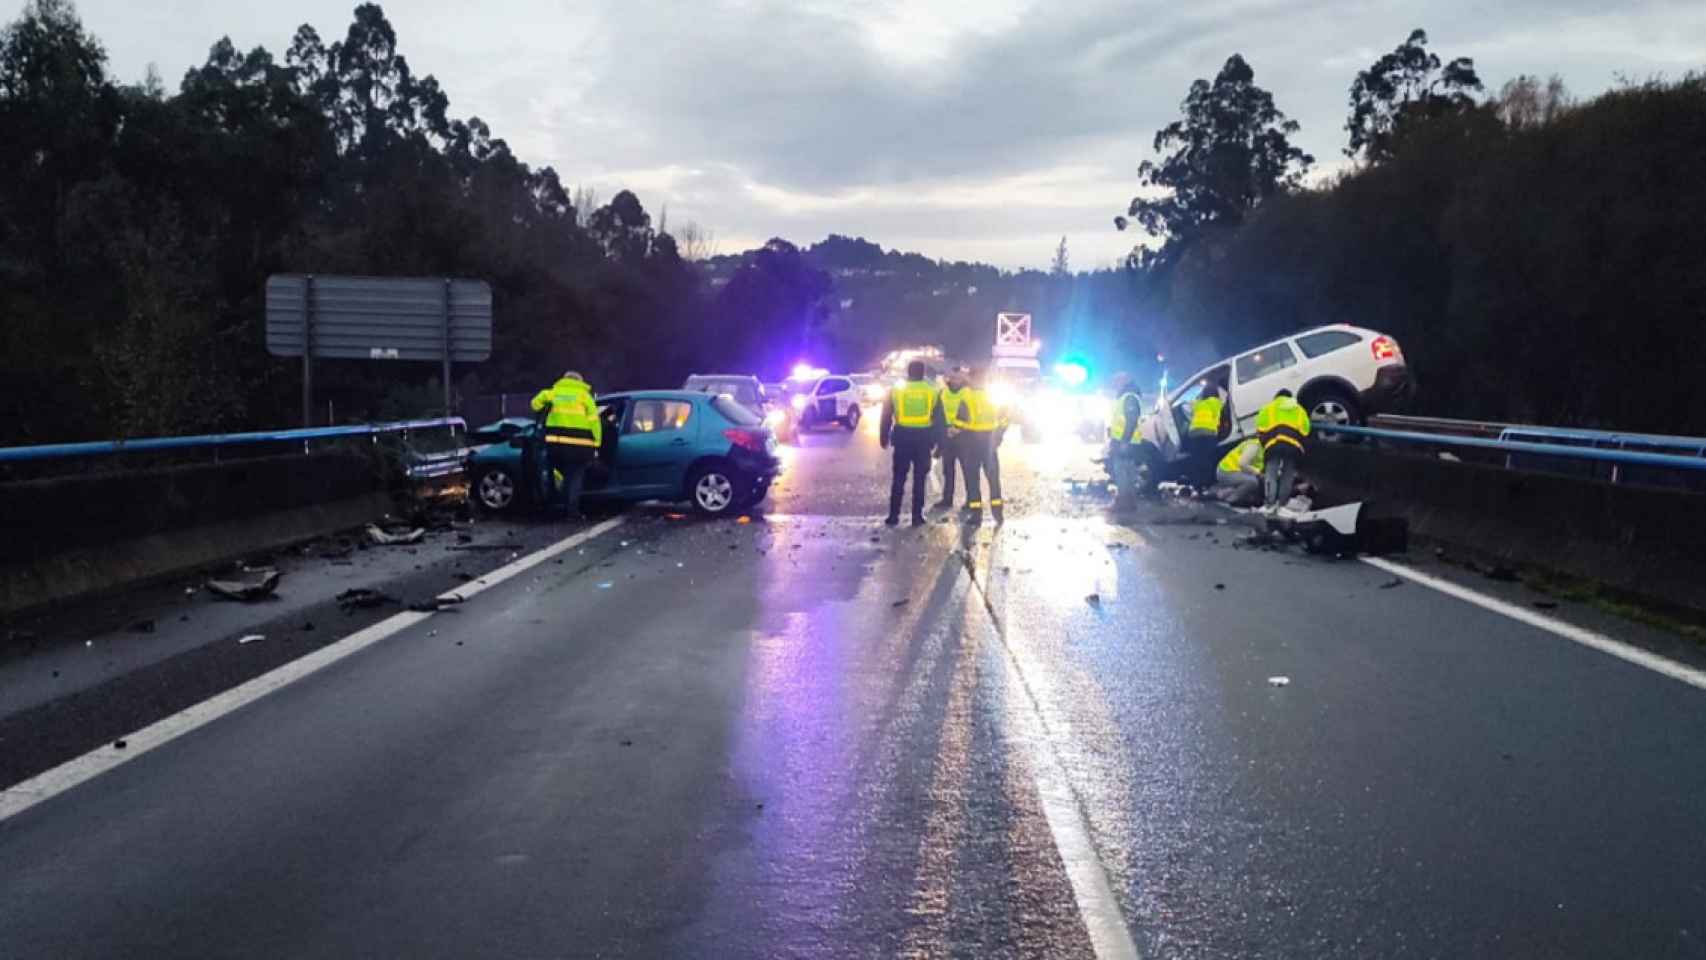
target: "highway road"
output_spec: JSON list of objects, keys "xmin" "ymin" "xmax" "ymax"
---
[{"xmin": 4, "ymin": 414, "xmax": 1706, "ymax": 958}]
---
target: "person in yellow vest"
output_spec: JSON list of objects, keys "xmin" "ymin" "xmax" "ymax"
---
[
  {"xmin": 945, "ymin": 365, "xmax": 1008, "ymax": 525},
  {"xmin": 934, "ymin": 366, "xmax": 970, "ymax": 510},
  {"xmin": 1105, "ymin": 372, "xmax": 1149, "ymax": 507},
  {"xmin": 1255, "ymin": 388, "xmax": 1312, "ymax": 509},
  {"xmin": 880, "ymin": 359, "xmax": 946, "ymax": 527},
  {"xmin": 1213, "ymin": 437, "xmax": 1265, "ymax": 507},
  {"xmin": 530, "ymin": 370, "xmax": 603, "ymax": 520},
  {"xmin": 1184, "ymin": 381, "xmax": 1231, "ymax": 487}
]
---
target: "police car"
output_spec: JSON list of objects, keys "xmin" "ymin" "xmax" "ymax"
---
[{"xmin": 790, "ymin": 374, "xmax": 863, "ymax": 431}]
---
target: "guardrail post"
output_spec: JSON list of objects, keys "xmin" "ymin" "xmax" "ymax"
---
[{"xmin": 301, "ymin": 275, "xmax": 315, "ymax": 428}]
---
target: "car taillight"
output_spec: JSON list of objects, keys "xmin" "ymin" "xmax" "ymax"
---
[
  {"xmin": 724, "ymin": 428, "xmax": 767, "ymax": 453},
  {"xmin": 1371, "ymin": 336, "xmax": 1399, "ymax": 361}
]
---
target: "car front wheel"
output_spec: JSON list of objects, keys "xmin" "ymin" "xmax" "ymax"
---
[
  {"xmin": 843, "ymin": 404, "xmax": 861, "ymax": 431},
  {"xmin": 688, "ymin": 463, "xmax": 742, "ymax": 516},
  {"xmin": 474, "ymin": 465, "xmax": 519, "ymax": 514}
]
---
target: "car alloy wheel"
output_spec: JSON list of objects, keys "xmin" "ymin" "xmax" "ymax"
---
[
  {"xmin": 1311, "ymin": 398, "xmax": 1352, "ymax": 425},
  {"xmin": 695, "ymin": 471, "xmax": 735, "ymax": 513},
  {"xmin": 478, "ymin": 469, "xmax": 515, "ymax": 510}
]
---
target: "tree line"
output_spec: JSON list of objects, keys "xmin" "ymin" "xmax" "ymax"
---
[
  {"xmin": 0, "ymin": 1, "xmax": 866, "ymax": 442},
  {"xmin": 1119, "ymin": 30, "xmax": 1706, "ymax": 433}
]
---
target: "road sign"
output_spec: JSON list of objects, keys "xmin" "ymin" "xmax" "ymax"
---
[
  {"xmin": 993, "ymin": 312, "xmax": 1039, "ymax": 359},
  {"xmin": 265, "ymin": 275, "xmax": 493, "ymax": 426}
]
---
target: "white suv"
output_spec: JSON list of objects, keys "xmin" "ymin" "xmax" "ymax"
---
[
  {"xmin": 792, "ymin": 374, "xmax": 863, "ymax": 431},
  {"xmin": 1140, "ymin": 324, "xmax": 1411, "ymax": 456}
]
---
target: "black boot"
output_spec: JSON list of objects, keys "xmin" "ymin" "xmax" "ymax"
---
[{"xmin": 884, "ymin": 514, "xmax": 900, "ymax": 527}]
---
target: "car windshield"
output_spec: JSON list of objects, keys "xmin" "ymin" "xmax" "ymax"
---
[{"xmin": 8, "ymin": 4, "xmax": 1692, "ymax": 958}]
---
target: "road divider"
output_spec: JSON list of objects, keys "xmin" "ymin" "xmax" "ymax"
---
[{"xmin": 0, "ymin": 517, "xmax": 625, "ymax": 824}]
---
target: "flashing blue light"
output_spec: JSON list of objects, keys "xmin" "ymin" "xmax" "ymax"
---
[{"xmin": 1054, "ymin": 361, "xmax": 1089, "ymax": 388}]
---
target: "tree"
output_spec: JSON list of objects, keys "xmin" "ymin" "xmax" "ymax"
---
[
  {"xmin": 1345, "ymin": 28, "xmax": 1481, "ymax": 163},
  {"xmin": 1050, "ymin": 236, "xmax": 1070, "ymax": 276},
  {"xmin": 1116, "ymin": 54, "xmax": 1312, "ymax": 270},
  {"xmin": 673, "ymin": 220, "xmax": 716, "ymax": 261},
  {"xmin": 587, "ymin": 189, "xmax": 653, "ymax": 264},
  {"xmin": 1494, "ymin": 74, "xmax": 1573, "ymax": 130}
]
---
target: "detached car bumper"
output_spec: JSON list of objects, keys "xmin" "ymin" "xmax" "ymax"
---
[{"xmin": 1361, "ymin": 365, "xmax": 1415, "ymax": 414}]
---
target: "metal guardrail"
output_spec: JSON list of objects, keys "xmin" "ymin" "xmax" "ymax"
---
[
  {"xmin": 0, "ymin": 418, "xmax": 468, "ymax": 472},
  {"xmin": 1319, "ymin": 423, "xmax": 1706, "ymax": 473}
]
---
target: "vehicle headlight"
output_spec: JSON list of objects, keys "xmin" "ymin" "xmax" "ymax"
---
[
  {"xmin": 790, "ymin": 394, "xmax": 808, "ymax": 411},
  {"xmin": 764, "ymin": 408, "xmax": 785, "ymax": 427}
]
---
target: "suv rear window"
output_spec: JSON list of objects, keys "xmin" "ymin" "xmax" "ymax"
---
[
  {"xmin": 711, "ymin": 396, "xmax": 762, "ymax": 426},
  {"xmin": 1295, "ymin": 330, "xmax": 1362, "ymax": 359},
  {"xmin": 817, "ymin": 378, "xmax": 851, "ymax": 395}
]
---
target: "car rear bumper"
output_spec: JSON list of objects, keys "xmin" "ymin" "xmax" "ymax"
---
[
  {"xmin": 731, "ymin": 447, "xmax": 783, "ymax": 479},
  {"xmin": 1361, "ymin": 364, "xmax": 1415, "ymax": 414}
]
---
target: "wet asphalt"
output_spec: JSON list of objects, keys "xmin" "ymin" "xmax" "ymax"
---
[{"xmin": 2, "ymin": 415, "xmax": 1705, "ymax": 958}]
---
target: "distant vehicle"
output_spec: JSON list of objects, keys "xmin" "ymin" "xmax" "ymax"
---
[
  {"xmin": 848, "ymin": 373, "xmax": 885, "ymax": 405},
  {"xmin": 681, "ymin": 374, "xmax": 767, "ymax": 413},
  {"xmin": 1138, "ymin": 324, "xmax": 1412, "ymax": 458},
  {"xmin": 790, "ymin": 374, "xmax": 863, "ymax": 432},
  {"xmin": 468, "ymin": 390, "xmax": 781, "ymax": 517},
  {"xmin": 684, "ymin": 373, "xmax": 795, "ymax": 443}
]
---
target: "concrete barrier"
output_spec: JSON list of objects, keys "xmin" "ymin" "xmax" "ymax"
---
[
  {"xmin": 0, "ymin": 453, "xmax": 390, "ymax": 614},
  {"xmin": 1304, "ymin": 443, "xmax": 1706, "ymax": 615}
]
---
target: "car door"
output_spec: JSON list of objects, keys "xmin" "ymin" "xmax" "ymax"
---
[
  {"xmin": 1230, "ymin": 342, "xmax": 1303, "ymax": 435},
  {"xmin": 615, "ymin": 398, "xmax": 698, "ymax": 494},
  {"xmin": 1168, "ymin": 364, "xmax": 1232, "ymax": 447},
  {"xmin": 814, "ymin": 377, "xmax": 851, "ymax": 421}
]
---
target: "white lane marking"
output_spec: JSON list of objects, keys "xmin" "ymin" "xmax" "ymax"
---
[
  {"xmin": 963, "ymin": 540, "xmax": 1142, "ymax": 960},
  {"xmin": 0, "ymin": 518, "xmax": 627, "ymax": 824},
  {"xmin": 1361, "ymin": 556, "xmax": 1706, "ymax": 693},
  {"xmin": 996, "ymin": 638, "xmax": 1143, "ymax": 960}
]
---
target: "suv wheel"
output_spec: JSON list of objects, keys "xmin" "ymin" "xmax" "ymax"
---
[{"xmin": 1304, "ymin": 388, "xmax": 1361, "ymax": 439}]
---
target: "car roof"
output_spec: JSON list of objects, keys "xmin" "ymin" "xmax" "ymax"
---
[{"xmin": 598, "ymin": 389, "xmax": 708, "ymax": 402}]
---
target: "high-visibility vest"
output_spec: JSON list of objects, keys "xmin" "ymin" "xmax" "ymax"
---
[
  {"xmin": 892, "ymin": 380, "xmax": 937, "ymax": 428},
  {"xmin": 1218, "ymin": 438, "xmax": 1264, "ymax": 475},
  {"xmin": 948, "ymin": 388, "xmax": 1002, "ymax": 432},
  {"xmin": 939, "ymin": 385, "xmax": 967, "ymax": 421},
  {"xmin": 531, "ymin": 376, "xmax": 602, "ymax": 447},
  {"xmin": 1255, "ymin": 396, "xmax": 1311, "ymax": 452},
  {"xmin": 1189, "ymin": 395, "xmax": 1224, "ymax": 436},
  {"xmin": 1107, "ymin": 391, "xmax": 1141, "ymax": 442}
]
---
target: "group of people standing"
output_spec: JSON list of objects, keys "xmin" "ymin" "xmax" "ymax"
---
[{"xmin": 880, "ymin": 360, "xmax": 1007, "ymax": 527}]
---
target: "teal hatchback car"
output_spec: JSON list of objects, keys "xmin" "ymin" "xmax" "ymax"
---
[{"xmin": 467, "ymin": 390, "xmax": 783, "ymax": 517}]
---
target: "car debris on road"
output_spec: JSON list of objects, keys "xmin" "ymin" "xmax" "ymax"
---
[
  {"xmin": 206, "ymin": 567, "xmax": 281, "ymax": 602},
  {"xmin": 367, "ymin": 524, "xmax": 426, "ymax": 546}
]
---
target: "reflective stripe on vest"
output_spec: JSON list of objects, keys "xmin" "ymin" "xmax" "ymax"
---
[
  {"xmin": 893, "ymin": 380, "xmax": 936, "ymax": 428},
  {"xmin": 950, "ymin": 388, "xmax": 999, "ymax": 431},
  {"xmin": 1255, "ymin": 397, "xmax": 1309, "ymax": 452},
  {"xmin": 1218, "ymin": 438, "xmax": 1264, "ymax": 475},
  {"xmin": 1189, "ymin": 395, "xmax": 1224, "ymax": 435},
  {"xmin": 1107, "ymin": 392, "xmax": 1140, "ymax": 442}
]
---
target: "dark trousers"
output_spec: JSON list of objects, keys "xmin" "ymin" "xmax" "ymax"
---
[
  {"xmin": 888, "ymin": 429, "xmax": 933, "ymax": 521},
  {"xmin": 960, "ymin": 431, "xmax": 1002, "ymax": 515},
  {"xmin": 1263, "ymin": 444, "xmax": 1302, "ymax": 507},
  {"xmin": 547, "ymin": 445, "xmax": 592, "ymax": 517},
  {"xmin": 1184, "ymin": 433, "xmax": 1220, "ymax": 487},
  {"xmin": 938, "ymin": 433, "xmax": 963, "ymax": 505}
]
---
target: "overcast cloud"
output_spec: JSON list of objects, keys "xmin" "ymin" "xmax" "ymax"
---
[{"xmin": 67, "ymin": 0, "xmax": 1706, "ymax": 269}]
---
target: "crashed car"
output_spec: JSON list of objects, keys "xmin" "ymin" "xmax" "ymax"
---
[
  {"xmin": 1138, "ymin": 324, "xmax": 1413, "ymax": 469},
  {"xmin": 467, "ymin": 390, "xmax": 782, "ymax": 517}
]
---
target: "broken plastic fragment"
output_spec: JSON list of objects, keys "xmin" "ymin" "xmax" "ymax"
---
[
  {"xmin": 238, "ymin": 634, "xmax": 263, "ymax": 645},
  {"xmin": 598, "ymin": 582, "xmax": 613, "ymax": 589},
  {"xmin": 206, "ymin": 567, "xmax": 281, "ymax": 602},
  {"xmin": 366, "ymin": 524, "xmax": 425, "ymax": 546},
  {"xmin": 1267, "ymin": 676, "xmax": 1290, "ymax": 687}
]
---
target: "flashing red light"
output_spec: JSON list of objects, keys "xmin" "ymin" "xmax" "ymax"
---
[
  {"xmin": 723, "ymin": 428, "xmax": 768, "ymax": 453},
  {"xmin": 1371, "ymin": 336, "xmax": 1399, "ymax": 361}
]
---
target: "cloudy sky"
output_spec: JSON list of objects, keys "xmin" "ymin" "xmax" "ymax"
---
[{"xmin": 68, "ymin": 0, "xmax": 1706, "ymax": 269}]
